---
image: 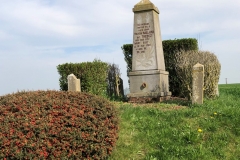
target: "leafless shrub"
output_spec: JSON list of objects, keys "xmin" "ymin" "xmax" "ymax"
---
[{"xmin": 174, "ymin": 50, "xmax": 221, "ymax": 99}]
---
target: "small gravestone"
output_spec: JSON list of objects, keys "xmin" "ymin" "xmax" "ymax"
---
[
  {"xmin": 127, "ymin": 0, "xmax": 171, "ymax": 103},
  {"xmin": 192, "ymin": 63, "xmax": 204, "ymax": 104},
  {"xmin": 67, "ymin": 74, "xmax": 81, "ymax": 92},
  {"xmin": 216, "ymin": 84, "xmax": 219, "ymax": 96}
]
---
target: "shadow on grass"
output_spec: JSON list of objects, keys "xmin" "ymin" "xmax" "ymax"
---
[{"xmin": 163, "ymin": 97, "xmax": 191, "ymax": 107}]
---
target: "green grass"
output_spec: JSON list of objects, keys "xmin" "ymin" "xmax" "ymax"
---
[{"xmin": 108, "ymin": 84, "xmax": 240, "ymax": 160}]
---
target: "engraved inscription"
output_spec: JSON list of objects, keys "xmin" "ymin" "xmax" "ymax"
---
[{"xmin": 133, "ymin": 12, "xmax": 156, "ymax": 69}]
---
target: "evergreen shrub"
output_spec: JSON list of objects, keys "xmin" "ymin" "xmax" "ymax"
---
[
  {"xmin": 57, "ymin": 59, "xmax": 108, "ymax": 97},
  {"xmin": 121, "ymin": 44, "xmax": 132, "ymax": 75},
  {"xmin": 107, "ymin": 63, "xmax": 124, "ymax": 99},
  {"xmin": 0, "ymin": 90, "xmax": 119, "ymax": 159},
  {"xmin": 163, "ymin": 38, "xmax": 198, "ymax": 96},
  {"xmin": 57, "ymin": 60, "xmax": 123, "ymax": 99}
]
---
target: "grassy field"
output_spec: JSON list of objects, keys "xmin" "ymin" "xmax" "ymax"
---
[{"xmin": 108, "ymin": 84, "xmax": 240, "ymax": 160}]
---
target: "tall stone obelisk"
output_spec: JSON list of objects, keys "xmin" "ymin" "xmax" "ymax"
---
[{"xmin": 127, "ymin": 0, "xmax": 171, "ymax": 102}]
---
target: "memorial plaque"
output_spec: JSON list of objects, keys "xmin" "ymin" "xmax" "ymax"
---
[{"xmin": 133, "ymin": 12, "xmax": 156, "ymax": 70}]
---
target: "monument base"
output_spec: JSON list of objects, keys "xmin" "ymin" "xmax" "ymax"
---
[
  {"xmin": 127, "ymin": 70, "xmax": 172, "ymax": 103},
  {"xmin": 127, "ymin": 92, "xmax": 171, "ymax": 103}
]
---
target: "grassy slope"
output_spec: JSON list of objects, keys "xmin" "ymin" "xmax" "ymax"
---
[{"xmin": 108, "ymin": 84, "xmax": 240, "ymax": 160}]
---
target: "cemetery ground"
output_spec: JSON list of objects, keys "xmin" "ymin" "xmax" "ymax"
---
[{"xmin": 108, "ymin": 84, "xmax": 240, "ymax": 160}]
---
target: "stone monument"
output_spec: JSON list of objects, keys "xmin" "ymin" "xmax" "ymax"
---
[
  {"xmin": 67, "ymin": 74, "xmax": 81, "ymax": 92},
  {"xmin": 192, "ymin": 63, "xmax": 204, "ymax": 104},
  {"xmin": 127, "ymin": 0, "xmax": 171, "ymax": 102}
]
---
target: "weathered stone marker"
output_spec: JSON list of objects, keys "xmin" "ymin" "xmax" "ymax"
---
[
  {"xmin": 67, "ymin": 74, "xmax": 81, "ymax": 92},
  {"xmin": 192, "ymin": 63, "xmax": 204, "ymax": 104},
  {"xmin": 216, "ymin": 84, "xmax": 219, "ymax": 97},
  {"xmin": 127, "ymin": 0, "xmax": 171, "ymax": 102}
]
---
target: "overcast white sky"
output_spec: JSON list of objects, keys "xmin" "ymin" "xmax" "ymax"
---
[{"xmin": 0, "ymin": 0, "xmax": 240, "ymax": 96}]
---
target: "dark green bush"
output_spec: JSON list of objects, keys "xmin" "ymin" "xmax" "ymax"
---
[
  {"xmin": 57, "ymin": 60, "xmax": 124, "ymax": 99},
  {"xmin": 0, "ymin": 90, "xmax": 119, "ymax": 159},
  {"xmin": 57, "ymin": 59, "xmax": 108, "ymax": 97},
  {"xmin": 107, "ymin": 63, "xmax": 124, "ymax": 99},
  {"xmin": 121, "ymin": 44, "xmax": 132, "ymax": 75},
  {"xmin": 163, "ymin": 38, "xmax": 198, "ymax": 96}
]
